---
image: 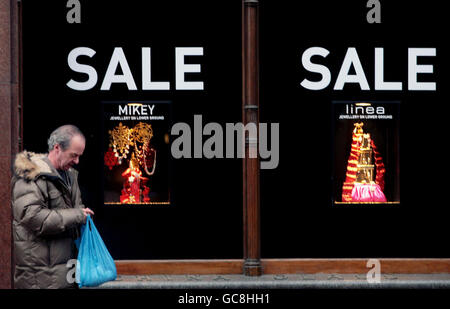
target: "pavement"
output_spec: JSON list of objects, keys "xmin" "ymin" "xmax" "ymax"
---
[{"xmin": 91, "ymin": 273, "xmax": 450, "ymax": 289}]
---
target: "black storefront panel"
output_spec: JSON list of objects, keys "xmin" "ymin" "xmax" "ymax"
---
[
  {"xmin": 22, "ymin": 0, "xmax": 243, "ymax": 259},
  {"xmin": 259, "ymin": 1, "xmax": 450, "ymax": 258}
]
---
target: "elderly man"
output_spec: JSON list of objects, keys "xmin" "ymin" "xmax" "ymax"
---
[{"xmin": 11, "ymin": 124, "xmax": 94, "ymax": 289}]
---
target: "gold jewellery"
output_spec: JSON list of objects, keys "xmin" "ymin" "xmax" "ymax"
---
[{"xmin": 108, "ymin": 122, "xmax": 153, "ymax": 165}]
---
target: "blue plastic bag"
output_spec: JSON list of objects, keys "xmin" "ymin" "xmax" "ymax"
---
[{"xmin": 76, "ymin": 215, "xmax": 117, "ymax": 287}]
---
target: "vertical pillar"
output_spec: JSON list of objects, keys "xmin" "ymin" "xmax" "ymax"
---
[
  {"xmin": 242, "ymin": 0, "xmax": 261, "ymax": 276},
  {"xmin": 0, "ymin": 0, "xmax": 21, "ymax": 289}
]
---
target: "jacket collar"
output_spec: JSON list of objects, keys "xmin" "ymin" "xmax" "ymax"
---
[{"xmin": 13, "ymin": 151, "xmax": 76, "ymax": 185}]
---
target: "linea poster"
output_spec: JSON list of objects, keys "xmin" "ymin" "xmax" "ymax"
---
[{"xmin": 332, "ymin": 101, "xmax": 400, "ymax": 206}]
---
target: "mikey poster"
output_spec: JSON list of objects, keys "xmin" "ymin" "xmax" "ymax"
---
[{"xmin": 102, "ymin": 101, "xmax": 171, "ymax": 206}]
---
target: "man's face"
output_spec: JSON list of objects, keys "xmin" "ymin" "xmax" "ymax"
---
[{"xmin": 54, "ymin": 134, "xmax": 86, "ymax": 170}]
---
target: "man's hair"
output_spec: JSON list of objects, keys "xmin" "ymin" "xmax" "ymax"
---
[{"xmin": 47, "ymin": 124, "xmax": 85, "ymax": 152}]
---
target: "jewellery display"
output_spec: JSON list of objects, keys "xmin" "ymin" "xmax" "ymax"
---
[
  {"xmin": 108, "ymin": 122, "xmax": 133, "ymax": 165},
  {"xmin": 120, "ymin": 155, "xmax": 150, "ymax": 204},
  {"xmin": 105, "ymin": 122, "xmax": 157, "ymax": 204},
  {"xmin": 341, "ymin": 122, "xmax": 386, "ymax": 203}
]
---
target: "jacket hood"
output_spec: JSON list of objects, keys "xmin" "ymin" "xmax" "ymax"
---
[{"xmin": 14, "ymin": 151, "xmax": 54, "ymax": 181}]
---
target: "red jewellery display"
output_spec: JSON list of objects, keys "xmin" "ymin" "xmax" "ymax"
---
[
  {"xmin": 342, "ymin": 122, "xmax": 386, "ymax": 203},
  {"xmin": 104, "ymin": 122, "xmax": 156, "ymax": 204}
]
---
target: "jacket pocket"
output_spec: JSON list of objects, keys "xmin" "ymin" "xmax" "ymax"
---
[
  {"xmin": 48, "ymin": 189, "xmax": 62, "ymax": 199},
  {"xmin": 48, "ymin": 189, "xmax": 68, "ymax": 209},
  {"xmin": 49, "ymin": 238, "xmax": 73, "ymax": 266},
  {"xmin": 29, "ymin": 239, "xmax": 50, "ymax": 267}
]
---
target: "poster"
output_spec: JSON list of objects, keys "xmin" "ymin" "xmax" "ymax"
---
[
  {"xmin": 332, "ymin": 101, "xmax": 400, "ymax": 206},
  {"xmin": 102, "ymin": 101, "xmax": 171, "ymax": 206}
]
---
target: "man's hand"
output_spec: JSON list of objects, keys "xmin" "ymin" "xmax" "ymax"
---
[{"xmin": 82, "ymin": 207, "xmax": 95, "ymax": 218}]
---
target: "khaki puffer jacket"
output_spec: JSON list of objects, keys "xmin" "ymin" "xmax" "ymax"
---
[{"xmin": 12, "ymin": 151, "xmax": 86, "ymax": 289}]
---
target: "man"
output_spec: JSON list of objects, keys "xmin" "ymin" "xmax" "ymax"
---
[{"xmin": 11, "ymin": 125, "xmax": 94, "ymax": 289}]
